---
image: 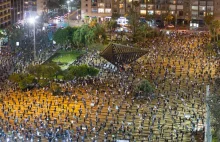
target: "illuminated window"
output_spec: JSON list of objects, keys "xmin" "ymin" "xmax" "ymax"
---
[
  {"xmin": 105, "ymin": 9, "xmax": 111, "ymax": 13},
  {"xmin": 155, "ymin": 11, "xmax": 161, "ymax": 15},
  {"xmin": 140, "ymin": 4, "xmax": 146, "ymax": 8},
  {"xmin": 148, "ymin": 5, "xmax": 154, "ymax": 9},
  {"xmin": 148, "ymin": 10, "xmax": 154, "ymax": 15},
  {"xmin": 169, "ymin": 5, "xmax": 176, "ymax": 10},
  {"xmin": 98, "ymin": 3, "xmax": 104, "ymax": 7},
  {"xmin": 192, "ymin": 6, "xmax": 198, "ymax": 10},
  {"xmin": 177, "ymin": 5, "xmax": 183, "ymax": 10},
  {"xmin": 140, "ymin": 10, "xmax": 146, "ymax": 15},
  {"xmin": 199, "ymin": 6, "xmax": 205, "ymax": 10},
  {"xmin": 119, "ymin": 4, "xmax": 124, "ymax": 8},
  {"xmin": 98, "ymin": 8, "xmax": 104, "ymax": 13}
]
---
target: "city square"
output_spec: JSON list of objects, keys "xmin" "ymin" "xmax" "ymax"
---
[{"xmin": 0, "ymin": 0, "xmax": 220, "ymax": 142}]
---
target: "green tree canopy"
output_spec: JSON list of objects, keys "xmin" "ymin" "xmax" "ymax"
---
[
  {"xmin": 9, "ymin": 73, "xmax": 36, "ymax": 90},
  {"xmin": 64, "ymin": 64, "xmax": 99, "ymax": 79},
  {"xmin": 26, "ymin": 63, "xmax": 61, "ymax": 79},
  {"xmin": 0, "ymin": 29, "xmax": 6, "ymax": 39},
  {"xmin": 9, "ymin": 73, "xmax": 22, "ymax": 83},
  {"xmin": 134, "ymin": 80, "xmax": 154, "ymax": 98},
  {"xmin": 50, "ymin": 82, "xmax": 62, "ymax": 95},
  {"xmin": 53, "ymin": 28, "xmax": 69, "ymax": 45},
  {"xmin": 73, "ymin": 24, "xmax": 106, "ymax": 47},
  {"xmin": 204, "ymin": 14, "xmax": 214, "ymax": 26}
]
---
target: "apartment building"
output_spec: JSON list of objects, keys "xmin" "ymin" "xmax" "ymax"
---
[
  {"xmin": 190, "ymin": 0, "xmax": 214, "ymax": 26},
  {"xmin": 0, "ymin": 0, "xmax": 11, "ymax": 28},
  {"xmin": 214, "ymin": 0, "xmax": 220, "ymax": 20},
  {"xmin": 81, "ymin": 0, "xmax": 112, "ymax": 21},
  {"xmin": 24, "ymin": 0, "xmax": 37, "ymax": 18},
  {"xmin": 37, "ymin": 0, "xmax": 46, "ymax": 15},
  {"xmin": 82, "ymin": 0, "xmax": 216, "ymax": 26},
  {"xmin": 11, "ymin": 0, "xmax": 24, "ymax": 24}
]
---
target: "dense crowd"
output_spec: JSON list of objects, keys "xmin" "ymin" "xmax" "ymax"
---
[{"xmin": 0, "ymin": 31, "xmax": 219, "ymax": 141}]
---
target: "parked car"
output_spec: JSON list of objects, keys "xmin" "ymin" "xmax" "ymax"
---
[{"xmin": 167, "ymin": 24, "xmax": 175, "ymax": 28}]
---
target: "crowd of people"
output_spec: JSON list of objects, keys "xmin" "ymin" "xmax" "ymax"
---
[{"xmin": 0, "ymin": 31, "xmax": 219, "ymax": 141}]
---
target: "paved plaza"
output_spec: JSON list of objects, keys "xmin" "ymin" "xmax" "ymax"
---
[{"xmin": 0, "ymin": 32, "xmax": 219, "ymax": 141}]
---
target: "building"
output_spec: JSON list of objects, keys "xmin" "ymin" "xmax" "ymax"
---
[
  {"xmin": 11, "ymin": 0, "xmax": 24, "ymax": 24},
  {"xmin": 81, "ymin": 0, "xmax": 112, "ymax": 22},
  {"xmin": 81, "ymin": 0, "xmax": 216, "ymax": 27},
  {"xmin": 24, "ymin": 0, "xmax": 37, "ymax": 18},
  {"xmin": 0, "ymin": 0, "xmax": 11, "ymax": 28},
  {"xmin": 214, "ymin": 0, "xmax": 220, "ymax": 20},
  {"xmin": 37, "ymin": 0, "xmax": 46, "ymax": 15},
  {"xmin": 190, "ymin": 0, "xmax": 214, "ymax": 27}
]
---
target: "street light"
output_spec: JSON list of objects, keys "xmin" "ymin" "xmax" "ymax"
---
[
  {"xmin": 67, "ymin": 0, "xmax": 73, "ymax": 26},
  {"xmin": 28, "ymin": 16, "xmax": 38, "ymax": 62}
]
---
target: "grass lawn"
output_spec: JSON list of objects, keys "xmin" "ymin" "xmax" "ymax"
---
[{"xmin": 47, "ymin": 49, "xmax": 84, "ymax": 70}]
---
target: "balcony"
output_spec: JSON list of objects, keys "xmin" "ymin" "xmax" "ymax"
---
[
  {"xmin": 168, "ymin": 1, "xmax": 176, "ymax": 4},
  {"xmin": 207, "ymin": 1, "xmax": 213, "ymax": 6},
  {"xmin": 0, "ymin": 6, "xmax": 10, "ymax": 13},
  {"xmin": 0, "ymin": 1, "xmax": 10, "ymax": 7},
  {"xmin": 0, "ymin": 12, "xmax": 10, "ymax": 19},
  {"xmin": 147, "ymin": 0, "xmax": 156, "ymax": 4},
  {"xmin": 177, "ymin": 0, "xmax": 183, "ymax": 4}
]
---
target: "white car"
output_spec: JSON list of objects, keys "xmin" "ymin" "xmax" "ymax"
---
[{"xmin": 167, "ymin": 24, "xmax": 175, "ymax": 28}]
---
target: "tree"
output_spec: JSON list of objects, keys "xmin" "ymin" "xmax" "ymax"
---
[
  {"xmin": 112, "ymin": 13, "xmax": 120, "ymax": 20},
  {"xmin": 0, "ymin": 29, "xmax": 6, "ymax": 39},
  {"xmin": 26, "ymin": 63, "xmax": 61, "ymax": 79},
  {"xmin": 9, "ymin": 73, "xmax": 36, "ymax": 90},
  {"xmin": 5, "ymin": 26, "xmax": 24, "ymax": 53},
  {"xmin": 106, "ymin": 20, "xmax": 118, "ymax": 40},
  {"xmin": 53, "ymin": 26, "xmax": 79, "ymax": 47},
  {"xmin": 211, "ymin": 20, "xmax": 220, "ymax": 42},
  {"xmin": 65, "ymin": 64, "xmax": 99, "ymax": 78},
  {"xmin": 135, "ymin": 23, "xmax": 154, "ymax": 41},
  {"xmin": 73, "ymin": 24, "xmax": 106, "ymax": 47},
  {"xmin": 134, "ymin": 80, "xmax": 154, "ymax": 98},
  {"xmin": 165, "ymin": 13, "xmax": 174, "ymax": 24},
  {"xmin": 68, "ymin": 64, "xmax": 88, "ymax": 77},
  {"xmin": 145, "ymin": 12, "xmax": 154, "ymax": 22},
  {"xmin": 127, "ymin": 1, "xmax": 140, "ymax": 42},
  {"xmin": 9, "ymin": 73, "xmax": 22, "ymax": 83},
  {"xmin": 41, "ymin": 63, "xmax": 62, "ymax": 79},
  {"xmin": 88, "ymin": 67, "xmax": 99, "ymax": 76},
  {"xmin": 203, "ymin": 14, "xmax": 220, "ymax": 42},
  {"xmin": 73, "ymin": 24, "xmax": 89, "ymax": 47},
  {"xmin": 38, "ymin": 79, "xmax": 49, "ymax": 87},
  {"xmin": 51, "ymin": 82, "xmax": 62, "ymax": 95},
  {"xmin": 53, "ymin": 28, "xmax": 69, "ymax": 45},
  {"xmin": 204, "ymin": 14, "xmax": 214, "ymax": 27}
]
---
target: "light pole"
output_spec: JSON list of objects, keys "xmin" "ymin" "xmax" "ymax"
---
[
  {"xmin": 67, "ymin": 0, "xmax": 73, "ymax": 26},
  {"xmin": 28, "ymin": 16, "xmax": 38, "ymax": 62}
]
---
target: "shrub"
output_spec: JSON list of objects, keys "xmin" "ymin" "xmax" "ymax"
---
[{"xmin": 134, "ymin": 80, "xmax": 154, "ymax": 98}]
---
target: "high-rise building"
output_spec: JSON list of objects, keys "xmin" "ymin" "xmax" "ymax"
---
[
  {"xmin": 0, "ymin": 0, "xmax": 11, "ymax": 28},
  {"xmin": 24, "ymin": 0, "xmax": 37, "ymax": 18},
  {"xmin": 24, "ymin": 0, "xmax": 46, "ymax": 18},
  {"xmin": 190, "ymin": 0, "xmax": 214, "ymax": 26},
  {"xmin": 214, "ymin": 0, "xmax": 220, "ymax": 20},
  {"xmin": 11, "ymin": 0, "xmax": 24, "ymax": 24},
  {"xmin": 37, "ymin": 0, "xmax": 46, "ymax": 15},
  {"xmin": 81, "ymin": 0, "xmax": 112, "ymax": 21},
  {"xmin": 81, "ymin": 0, "xmax": 216, "ymax": 26}
]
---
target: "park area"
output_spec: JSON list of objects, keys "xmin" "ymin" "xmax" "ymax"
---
[{"xmin": 46, "ymin": 49, "xmax": 84, "ymax": 70}]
